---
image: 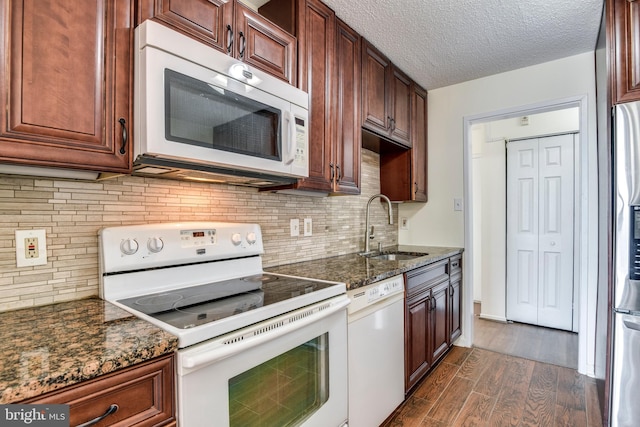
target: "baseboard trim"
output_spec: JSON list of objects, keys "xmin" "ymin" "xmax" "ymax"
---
[{"xmin": 479, "ymin": 313, "xmax": 508, "ymax": 323}]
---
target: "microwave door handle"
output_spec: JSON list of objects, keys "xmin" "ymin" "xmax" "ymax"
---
[{"xmin": 284, "ymin": 110, "xmax": 296, "ymax": 165}]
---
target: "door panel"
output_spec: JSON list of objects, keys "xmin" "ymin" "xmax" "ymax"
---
[
  {"xmin": 507, "ymin": 134, "xmax": 575, "ymax": 331},
  {"xmin": 537, "ymin": 135, "xmax": 574, "ymax": 330},
  {"xmin": 507, "ymin": 138, "xmax": 539, "ymax": 325}
]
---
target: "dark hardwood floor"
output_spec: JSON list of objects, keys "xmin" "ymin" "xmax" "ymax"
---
[{"xmin": 384, "ymin": 346, "xmax": 603, "ymax": 427}]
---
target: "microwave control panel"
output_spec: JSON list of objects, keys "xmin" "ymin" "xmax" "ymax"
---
[
  {"xmin": 630, "ymin": 206, "xmax": 640, "ymax": 280},
  {"xmin": 294, "ymin": 117, "xmax": 307, "ymax": 168}
]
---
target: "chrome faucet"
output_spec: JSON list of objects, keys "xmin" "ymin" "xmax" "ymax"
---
[{"xmin": 364, "ymin": 194, "xmax": 393, "ymax": 253}]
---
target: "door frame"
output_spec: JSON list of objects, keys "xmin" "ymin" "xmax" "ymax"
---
[{"xmin": 462, "ymin": 94, "xmax": 595, "ymax": 376}]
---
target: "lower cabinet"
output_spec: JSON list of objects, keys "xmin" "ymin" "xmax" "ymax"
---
[
  {"xmin": 404, "ymin": 255, "xmax": 463, "ymax": 393},
  {"xmin": 24, "ymin": 354, "xmax": 176, "ymax": 427},
  {"xmin": 449, "ymin": 255, "xmax": 463, "ymax": 343}
]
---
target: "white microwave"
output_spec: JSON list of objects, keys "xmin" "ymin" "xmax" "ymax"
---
[{"xmin": 133, "ymin": 20, "xmax": 309, "ymax": 187}]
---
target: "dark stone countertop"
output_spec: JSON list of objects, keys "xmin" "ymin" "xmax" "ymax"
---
[
  {"xmin": 0, "ymin": 298, "xmax": 178, "ymax": 404},
  {"xmin": 266, "ymin": 245, "xmax": 463, "ymax": 289}
]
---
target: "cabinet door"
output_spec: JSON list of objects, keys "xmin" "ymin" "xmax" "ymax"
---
[
  {"xmin": 361, "ymin": 39, "xmax": 390, "ymax": 135},
  {"xmin": 235, "ymin": 2, "xmax": 297, "ymax": 85},
  {"xmin": 332, "ymin": 19, "xmax": 361, "ymax": 194},
  {"xmin": 411, "ymin": 85, "xmax": 428, "ymax": 201},
  {"xmin": 449, "ymin": 273, "xmax": 462, "ymax": 343},
  {"xmin": 137, "ymin": 0, "xmax": 233, "ymax": 54},
  {"xmin": 405, "ymin": 289, "xmax": 431, "ymax": 393},
  {"xmin": 612, "ymin": 0, "xmax": 640, "ymax": 103},
  {"xmin": 293, "ymin": 0, "xmax": 334, "ymax": 192},
  {"xmin": 1, "ymin": 0, "xmax": 133, "ymax": 173},
  {"xmin": 389, "ymin": 67, "xmax": 412, "ymax": 146},
  {"xmin": 431, "ymin": 279, "xmax": 450, "ymax": 364}
]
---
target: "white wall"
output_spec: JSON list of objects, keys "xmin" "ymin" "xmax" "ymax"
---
[
  {"xmin": 398, "ymin": 53, "xmax": 596, "ymax": 246},
  {"xmin": 398, "ymin": 51, "xmax": 599, "ymax": 375}
]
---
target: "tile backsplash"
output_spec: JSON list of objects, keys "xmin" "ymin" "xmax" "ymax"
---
[{"xmin": 0, "ymin": 149, "xmax": 398, "ymax": 311}]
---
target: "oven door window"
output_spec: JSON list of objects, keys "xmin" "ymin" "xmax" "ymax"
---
[
  {"xmin": 164, "ymin": 69, "xmax": 281, "ymax": 161},
  {"xmin": 228, "ymin": 333, "xmax": 329, "ymax": 426}
]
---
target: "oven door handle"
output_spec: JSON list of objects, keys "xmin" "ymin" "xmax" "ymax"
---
[{"xmin": 181, "ymin": 297, "xmax": 349, "ymax": 370}]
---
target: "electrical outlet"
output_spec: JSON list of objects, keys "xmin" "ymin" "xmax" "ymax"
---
[
  {"xmin": 16, "ymin": 229, "xmax": 47, "ymax": 267},
  {"xmin": 290, "ymin": 219, "xmax": 300, "ymax": 237},
  {"xmin": 25, "ymin": 237, "xmax": 39, "ymax": 258},
  {"xmin": 304, "ymin": 218, "xmax": 312, "ymax": 236}
]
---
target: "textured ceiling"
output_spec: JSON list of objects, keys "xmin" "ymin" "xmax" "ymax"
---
[{"xmin": 320, "ymin": 0, "xmax": 604, "ymax": 90}]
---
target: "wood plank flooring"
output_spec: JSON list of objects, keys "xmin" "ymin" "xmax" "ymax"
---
[
  {"xmin": 473, "ymin": 302, "xmax": 579, "ymax": 369},
  {"xmin": 383, "ymin": 346, "xmax": 603, "ymax": 427}
]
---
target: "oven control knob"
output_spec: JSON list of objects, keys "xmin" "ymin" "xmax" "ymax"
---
[
  {"xmin": 246, "ymin": 232, "xmax": 257, "ymax": 245},
  {"xmin": 147, "ymin": 237, "xmax": 164, "ymax": 253},
  {"xmin": 231, "ymin": 233, "xmax": 242, "ymax": 246},
  {"xmin": 120, "ymin": 238, "xmax": 139, "ymax": 255}
]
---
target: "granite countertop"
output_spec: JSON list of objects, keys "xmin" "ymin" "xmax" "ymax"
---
[
  {"xmin": 266, "ymin": 245, "xmax": 463, "ymax": 289},
  {"xmin": 0, "ymin": 298, "xmax": 178, "ymax": 404}
]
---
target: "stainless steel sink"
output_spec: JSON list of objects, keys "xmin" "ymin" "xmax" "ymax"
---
[{"xmin": 361, "ymin": 251, "xmax": 429, "ymax": 261}]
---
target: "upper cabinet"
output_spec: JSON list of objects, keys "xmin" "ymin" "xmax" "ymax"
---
[
  {"xmin": 411, "ymin": 85, "xmax": 428, "ymax": 202},
  {"xmin": 362, "ymin": 40, "xmax": 412, "ymax": 147},
  {"xmin": 611, "ymin": 0, "xmax": 640, "ymax": 103},
  {"xmin": 0, "ymin": 0, "xmax": 133, "ymax": 173},
  {"xmin": 379, "ymin": 79, "xmax": 428, "ymax": 202},
  {"xmin": 138, "ymin": 0, "xmax": 296, "ymax": 85},
  {"xmin": 259, "ymin": 0, "xmax": 361, "ymax": 195}
]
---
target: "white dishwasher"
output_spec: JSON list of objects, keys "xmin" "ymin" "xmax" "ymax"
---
[{"xmin": 347, "ymin": 274, "xmax": 405, "ymax": 427}]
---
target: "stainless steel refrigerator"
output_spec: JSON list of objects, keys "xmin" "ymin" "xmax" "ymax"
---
[{"xmin": 611, "ymin": 100, "xmax": 640, "ymax": 426}]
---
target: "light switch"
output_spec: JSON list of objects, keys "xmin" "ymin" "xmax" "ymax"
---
[
  {"xmin": 304, "ymin": 218, "xmax": 312, "ymax": 236},
  {"xmin": 290, "ymin": 219, "xmax": 300, "ymax": 237}
]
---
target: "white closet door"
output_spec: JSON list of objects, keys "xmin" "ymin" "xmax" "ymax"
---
[
  {"xmin": 506, "ymin": 138, "xmax": 539, "ymax": 325},
  {"xmin": 506, "ymin": 134, "xmax": 575, "ymax": 331}
]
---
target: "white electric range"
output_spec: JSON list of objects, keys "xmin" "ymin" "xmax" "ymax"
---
[{"xmin": 99, "ymin": 222, "xmax": 349, "ymax": 427}]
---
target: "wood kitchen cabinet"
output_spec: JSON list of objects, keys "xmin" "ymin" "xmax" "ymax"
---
[
  {"xmin": 138, "ymin": 0, "xmax": 296, "ymax": 85},
  {"xmin": 406, "ymin": 287, "xmax": 432, "ymax": 390},
  {"xmin": 259, "ymin": 0, "xmax": 361, "ymax": 194},
  {"xmin": 404, "ymin": 256, "xmax": 462, "ymax": 393},
  {"xmin": 362, "ymin": 39, "xmax": 412, "ymax": 147},
  {"xmin": 24, "ymin": 354, "xmax": 176, "ymax": 427},
  {"xmin": 411, "ymin": 85, "xmax": 428, "ymax": 202},
  {"xmin": 404, "ymin": 259, "xmax": 449, "ymax": 393},
  {"xmin": 0, "ymin": 0, "xmax": 133, "ymax": 173},
  {"xmin": 449, "ymin": 255, "xmax": 463, "ymax": 343},
  {"xmin": 611, "ymin": 0, "xmax": 640, "ymax": 103},
  {"xmin": 380, "ymin": 84, "xmax": 428, "ymax": 202}
]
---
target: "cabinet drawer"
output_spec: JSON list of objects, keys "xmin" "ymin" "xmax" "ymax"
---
[
  {"xmin": 446, "ymin": 255, "xmax": 462, "ymax": 275},
  {"xmin": 25, "ymin": 354, "xmax": 175, "ymax": 427},
  {"xmin": 405, "ymin": 260, "xmax": 448, "ymax": 295}
]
